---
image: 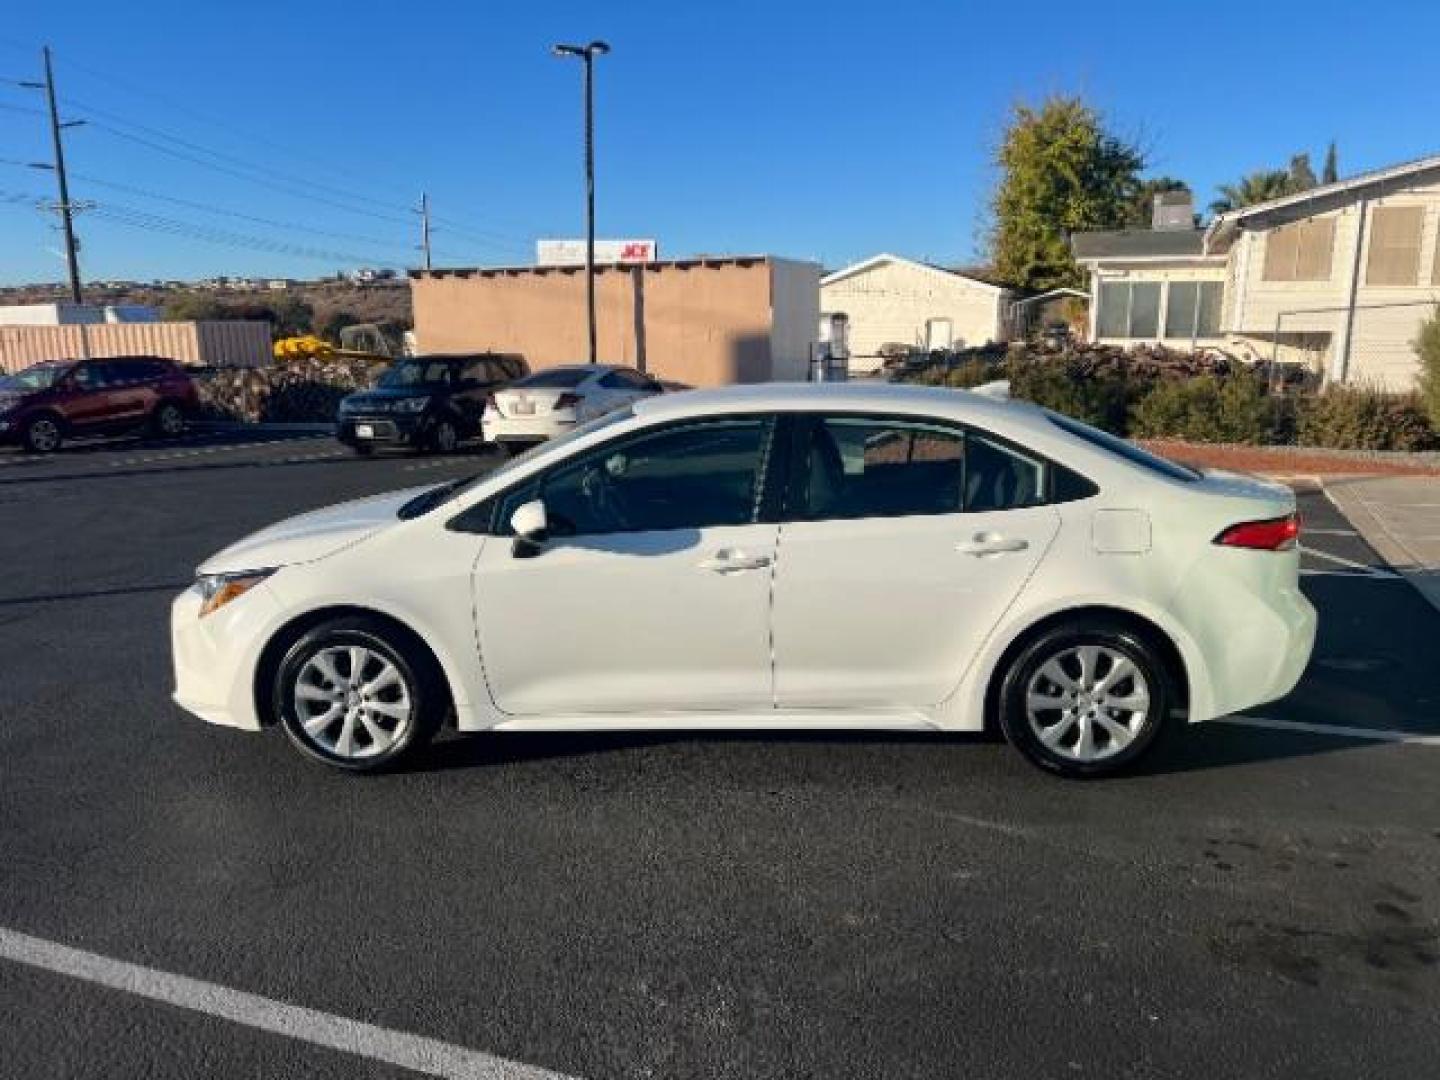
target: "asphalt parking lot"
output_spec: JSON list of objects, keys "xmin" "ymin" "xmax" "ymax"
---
[{"xmin": 1, "ymin": 429, "xmax": 1438, "ymax": 1079}]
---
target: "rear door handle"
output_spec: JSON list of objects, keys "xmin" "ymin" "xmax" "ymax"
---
[
  {"xmin": 955, "ymin": 534, "xmax": 1029, "ymax": 557},
  {"xmin": 699, "ymin": 550, "xmax": 773, "ymax": 573}
]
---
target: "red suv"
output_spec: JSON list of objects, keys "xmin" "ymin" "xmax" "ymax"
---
[{"xmin": 0, "ymin": 356, "xmax": 200, "ymax": 453}]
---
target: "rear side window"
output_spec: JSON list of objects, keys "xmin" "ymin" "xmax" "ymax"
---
[
  {"xmin": 791, "ymin": 416, "xmax": 1051, "ymax": 521},
  {"xmin": 1046, "ymin": 411, "xmax": 1200, "ymax": 482}
]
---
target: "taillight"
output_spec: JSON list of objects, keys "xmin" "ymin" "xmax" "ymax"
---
[
  {"xmin": 554, "ymin": 392, "xmax": 581, "ymax": 410},
  {"xmin": 1214, "ymin": 513, "xmax": 1301, "ymax": 551},
  {"xmin": 483, "ymin": 393, "xmax": 497, "ymax": 412}
]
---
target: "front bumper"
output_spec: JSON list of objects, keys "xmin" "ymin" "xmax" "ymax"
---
[
  {"xmin": 171, "ymin": 581, "xmax": 283, "ymax": 731},
  {"xmin": 337, "ymin": 413, "xmax": 427, "ymax": 445}
]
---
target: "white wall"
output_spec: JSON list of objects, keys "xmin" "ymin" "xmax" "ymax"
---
[
  {"xmin": 820, "ymin": 258, "xmax": 1004, "ymax": 373},
  {"xmin": 768, "ymin": 257, "xmax": 821, "ymax": 382}
]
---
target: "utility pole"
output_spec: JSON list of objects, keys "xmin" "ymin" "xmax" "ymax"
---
[
  {"xmin": 552, "ymin": 40, "xmax": 610, "ymax": 364},
  {"xmin": 416, "ymin": 192, "xmax": 433, "ymax": 271},
  {"xmin": 26, "ymin": 47, "xmax": 85, "ymax": 304}
]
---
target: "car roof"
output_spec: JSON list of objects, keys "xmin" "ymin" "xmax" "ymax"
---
[{"xmin": 633, "ymin": 381, "xmax": 1040, "ymax": 426}]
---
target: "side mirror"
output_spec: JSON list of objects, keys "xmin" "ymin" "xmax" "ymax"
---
[{"xmin": 509, "ymin": 499, "xmax": 549, "ymax": 558}]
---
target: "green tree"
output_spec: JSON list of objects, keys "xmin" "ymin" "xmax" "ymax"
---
[
  {"xmin": 1415, "ymin": 306, "xmax": 1440, "ymax": 428},
  {"xmin": 1122, "ymin": 177, "xmax": 1191, "ymax": 229},
  {"xmin": 989, "ymin": 95, "xmax": 1145, "ymax": 290},
  {"xmin": 1288, "ymin": 153, "xmax": 1317, "ymax": 192},
  {"xmin": 1322, "ymin": 141, "xmax": 1339, "ymax": 184},
  {"xmin": 1209, "ymin": 169, "xmax": 1293, "ymax": 214}
]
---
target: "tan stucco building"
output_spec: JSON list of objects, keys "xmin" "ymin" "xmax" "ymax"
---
[{"xmin": 410, "ymin": 255, "xmax": 820, "ymax": 387}]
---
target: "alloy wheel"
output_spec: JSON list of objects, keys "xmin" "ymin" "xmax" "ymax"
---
[
  {"xmin": 27, "ymin": 418, "xmax": 60, "ymax": 452},
  {"xmin": 292, "ymin": 645, "xmax": 412, "ymax": 760},
  {"xmin": 158, "ymin": 405, "xmax": 185, "ymax": 435},
  {"xmin": 1023, "ymin": 644, "xmax": 1151, "ymax": 764},
  {"xmin": 433, "ymin": 421, "xmax": 458, "ymax": 453}
]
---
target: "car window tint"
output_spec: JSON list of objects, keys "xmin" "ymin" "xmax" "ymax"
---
[
  {"xmin": 797, "ymin": 418, "xmax": 966, "ymax": 520},
  {"xmin": 72, "ymin": 364, "xmax": 109, "ymax": 389},
  {"xmin": 518, "ymin": 369, "xmax": 591, "ymax": 389},
  {"xmin": 537, "ymin": 418, "xmax": 773, "ymax": 536},
  {"xmin": 457, "ymin": 359, "xmax": 492, "ymax": 385},
  {"xmin": 964, "ymin": 433, "xmax": 1046, "ymax": 512},
  {"xmin": 600, "ymin": 369, "xmax": 648, "ymax": 390}
]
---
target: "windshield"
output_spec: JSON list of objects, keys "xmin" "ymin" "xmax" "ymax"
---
[
  {"xmin": 513, "ymin": 369, "xmax": 590, "ymax": 389},
  {"xmin": 398, "ymin": 406, "xmax": 636, "ymax": 519},
  {"xmin": 0, "ymin": 362, "xmax": 72, "ymax": 392},
  {"xmin": 377, "ymin": 358, "xmax": 454, "ymax": 390},
  {"xmin": 1046, "ymin": 411, "xmax": 1201, "ymax": 482}
]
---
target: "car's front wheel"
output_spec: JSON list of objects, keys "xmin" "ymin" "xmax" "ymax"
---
[
  {"xmin": 274, "ymin": 617, "xmax": 443, "ymax": 772},
  {"xmin": 20, "ymin": 414, "xmax": 63, "ymax": 453},
  {"xmin": 427, "ymin": 418, "xmax": 459, "ymax": 454},
  {"xmin": 997, "ymin": 622, "xmax": 1173, "ymax": 779}
]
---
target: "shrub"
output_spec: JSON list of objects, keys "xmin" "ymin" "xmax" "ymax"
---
[
  {"xmin": 1415, "ymin": 306, "xmax": 1440, "ymax": 428},
  {"xmin": 1295, "ymin": 386, "xmax": 1437, "ymax": 452},
  {"xmin": 1131, "ymin": 374, "xmax": 1279, "ymax": 444},
  {"xmin": 1006, "ymin": 357, "xmax": 1141, "ymax": 434}
]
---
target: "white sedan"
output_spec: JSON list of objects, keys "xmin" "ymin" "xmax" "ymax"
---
[
  {"xmin": 172, "ymin": 382, "xmax": 1316, "ymax": 778},
  {"xmin": 482, "ymin": 364, "xmax": 663, "ymax": 453}
]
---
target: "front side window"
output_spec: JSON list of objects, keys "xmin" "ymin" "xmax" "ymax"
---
[
  {"xmin": 507, "ymin": 417, "xmax": 774, "ymax": 537},
  {"xmin": 793, "ymin": 417, "xmax": 1048, "ymax": 521},
  {"xmin": 377, "ymin": 359, "xmax": 454, "ymax": 389}
]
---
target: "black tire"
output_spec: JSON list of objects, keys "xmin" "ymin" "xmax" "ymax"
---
[
  {"xmin": 426, "ymin": 418, "xmax": 459, "ymax": 455},
  {"xmin": 273, "ymin": 616, "xmax": 444, "ymax": 772},
  {"xmin": 997, "ymin": 620, "xmax": 1174, "ymax": 779},
  {"xmin": 152, "ymin": 400, "xmax": 186, "ymax": 439},
  {"xmin": 350, "ymin": 442, "xmax": 375, "ymax": 456},
  {"xmin": 501, "ymin": 442, "xmax": 527, "ymax": 458},
  {"xmin": 20, "ymin": 413, "xmax": 63, "ymax": 454}
]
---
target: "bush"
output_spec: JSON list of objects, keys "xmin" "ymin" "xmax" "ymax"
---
[
  {"xmin": 1006, "ymin": 357, "xmax": 1142, "ymax": 435},
  {"xmin": 1131, "ymin": 373, "xmax": 1279, "ymax": 444},
  {"xmin": 1415, "ymin": 306, "xmax": 1440, "ymax": 428},
  {"xmin": 1295, "ymin": 387, "xmax": 1437, "ymax": 452}
]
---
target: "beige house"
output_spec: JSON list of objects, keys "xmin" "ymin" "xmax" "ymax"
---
[
  {"xmin": 1075, "ymin": 155, "xmax": 1440, "ymax": 389},
  {"xmin": 820, "ymin": 254, "xmax": 1012, "ymax": 373},
  {"xmin": 411, "ymin": 256, "xmax": 819, "ymax": 388}
]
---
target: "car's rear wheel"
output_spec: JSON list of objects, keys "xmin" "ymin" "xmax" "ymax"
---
[
  {"xmin": 20, "ymin": 414, "xmax": 62, "ymax": 453},
  {"xmin": 274, "ymin": 617, "xmax": 442, "ymax": 772},
  {"xmin": 350, "ymin": 442, "xmax": 374, "ymax": 456},
  {"xmin": 427, "ymin": 418, "xmax": 459, "ymax": 454},
  {"xmin": 152, "ymin": 401, "xmax": 186, "ymax": 438},
  {"xmin": 998, "ymin": 621, "xmax": 1173, "ymax": 778},
  {"xmin": 501, "ymin": 442, "xmax": 527, "ymax": 458}
]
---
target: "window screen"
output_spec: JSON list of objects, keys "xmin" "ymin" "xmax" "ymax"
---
[
  {"xmin": 1196, "ymin": 281, "xmax": 1223, "ymax": 336},
  {"xmin": 1366, "ymin": 206, "xmax": 1424, "ymax": 286},
  {"xmin": 1164, "ymin": 281, "xmax": 1224, "ymax": 339},
  {"xmin": 1096, "ymin": 282, "xmax": 1161, "ymax": 338},
  {"xmin": 1263, "ymin": 219, "xmax": 1336, "ymax": 281}
]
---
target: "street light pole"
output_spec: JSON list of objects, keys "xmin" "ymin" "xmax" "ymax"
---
[{"xmin": 553, "ymin": 40, "xmax": 610, "ymax": 365}]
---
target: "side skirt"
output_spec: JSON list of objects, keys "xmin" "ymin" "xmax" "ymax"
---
[{"xmin": 484, "ymin": 710, "xmax": 942, "ymax": 733}]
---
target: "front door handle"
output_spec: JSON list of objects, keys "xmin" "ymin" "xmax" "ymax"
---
[
  {"xmin": 699, "ymin": 549, "xmax": 773, "ymax": 574},
  {"xmin": 956, "ymin": 533, "xmax": 1029, "ymax": 557}
]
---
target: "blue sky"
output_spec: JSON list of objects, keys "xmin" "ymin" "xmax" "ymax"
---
[{"xmin": 2, "ymin": 0, "xmax": 1438, "ymax": 286}]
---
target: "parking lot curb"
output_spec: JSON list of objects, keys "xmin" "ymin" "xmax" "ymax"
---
[{"xmin": 1324, "ymin": 478, "xmax": 1440, "ymax": 617}]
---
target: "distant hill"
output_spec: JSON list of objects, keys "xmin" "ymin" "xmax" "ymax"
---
[{"xmin": 0, "ymin": 280, "xmax": 413, "ymax": 343}]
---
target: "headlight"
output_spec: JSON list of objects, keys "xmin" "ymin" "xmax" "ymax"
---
[
  {"xmin": 196, "ymin": 568, "xmax": 275, "ymax": 617},
  {"xmin": 394, "ymin": 396, "xmax": 429, "ymax": 413}
]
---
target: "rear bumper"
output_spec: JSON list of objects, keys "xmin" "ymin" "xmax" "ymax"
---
[{"xmin": 482, "ymin": 414, "xmax": 576, "ymax": 444}]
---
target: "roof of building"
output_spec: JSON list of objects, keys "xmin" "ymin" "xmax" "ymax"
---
[
  {"xmin": 1204, "ymin": 152, "xmax": 1440, "ymax": 248},
  {"xmin": 410, "ymin": 255, "xmax": 787, "ymax": 280},
  {"xmin": 821, "ymin": 253, "xmax": 1009, "ymax": 293},
  {"xmin": 1070, "ymin": 229, "xmax": 1209, "ymax": 262}
]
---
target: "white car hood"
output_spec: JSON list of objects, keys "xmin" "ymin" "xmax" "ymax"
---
[{"xmin": 198, "ymin": 485, "xmax": 432, "ymax": 574}]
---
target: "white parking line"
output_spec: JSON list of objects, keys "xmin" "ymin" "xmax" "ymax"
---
[
  {"xmin": 1298, "ymin": 544, "xmax": 1399, "ymax": 579},
  {"xmin": 1218, "ymin": 715, "xmax": 1440, "ymax": 745},
  {"xmin": 0, "ymin": 927, "xmax": 577, "ymax": 1080}
]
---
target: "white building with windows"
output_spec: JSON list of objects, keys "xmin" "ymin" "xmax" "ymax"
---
[
  {"xmin": 820, "ymin": 254, "xmax": 1014, "ymax": 374},
  {"xmin": 1074, "ymin": 155, "xmax": 1440, "ymax": 389}
]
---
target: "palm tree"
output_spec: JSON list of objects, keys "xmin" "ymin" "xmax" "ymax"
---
[{"xmin": 1209, "ymin": 169, "xmax": 1294, "ymax": 214}]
